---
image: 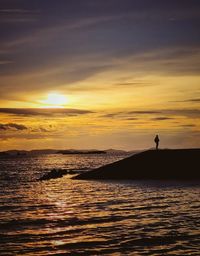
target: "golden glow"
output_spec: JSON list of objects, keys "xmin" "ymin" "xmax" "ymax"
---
[
  {"xmin": 0, "ymin": 67, "xmax": 200, "ymax": 150},
  {"xmin": 41, "ymin": 93, "xmax": 68, "ymax": 108}
]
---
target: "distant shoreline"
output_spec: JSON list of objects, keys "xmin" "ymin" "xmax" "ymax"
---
[
  {"xmin": 0, "ymin": 148, "xmax": 131, "ymax": 157},
  {"xmin": 57, "ymin": 150, "xmax": 107, "ymax": 155}
]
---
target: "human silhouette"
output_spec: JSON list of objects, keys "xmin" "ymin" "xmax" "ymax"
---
[{"xmin": 154, "ymin": 135, "xmax": 160, "ymax": 150}]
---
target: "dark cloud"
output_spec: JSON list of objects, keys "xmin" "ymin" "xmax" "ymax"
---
[
  {"xmin": 190, "ymin": 98, "xmax": 200, "ymax": 102},
  {"xmin": 0, "ymin": 61, "xmax": 113, "ymax": 98},
  {"xmin": 125, "ymin": 47, "xmax": 200, "ymax": 76},
  {"xmin": 0, "ymin": 8, "xmax": 40, "ymax": 23},
  {"xmin": 101, "ymin": 111, "xmax": 159, "ymax": 119},
  {"xmin": 0, "ymin": 0, "xmax": 199, "ymax": 78},
  {"xmin": 124, "ymin": 117, "xmax": 138, "ymax": 121},
  {"xmin": 102, "ymin": 108, "xmax": 200, "ymax": 119},
  {"xmin": 0, "ymin": 123, "xmax": 27, "ymax": 131},
  {"xmin": 0, "ymin": 9, "xmax": 39, "ymax": 14},
  {"xmin": 128, "ymin": 111, "xmax": 161, "ymax": 115},
  {"xmin": 176, "ymin": 98, "xmax": 200, "ymax": 103},
  {"xmin": 101, "ymin": 112, "xmax": 139, "ymax": 120},
  {"xmin": 151, "ymin": 117, "xmax": 173, "ymax": 121},
  {"xmin": 102, "ymin": 110, "xmax": 167, "ymax": 119},
  {"xmin": 101, "ymin": 112, "xmax": 122, "ymax": 118},
  {"xmin": 188, "ymin": 98, "xmax": 200, "ymax": 102},
  {"xmin": 166, "ymin": 109, "xmax": 200, "ymax": 118},
  {"xmin": 0, "ymin": 60, "xmax": 13, "ymax": 65},
  {"xmin": 114, "ymin": 82, "xmax": 152, "ymax": 87},
  {"xmin": 0, "ymin": 108, "xmax": 93, "ymax": 116},
  {"xmin": 181, "ymin": 124, "xmax": 196, "ymax": 128}
]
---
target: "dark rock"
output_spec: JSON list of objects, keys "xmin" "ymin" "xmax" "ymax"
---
[
  {"xmin": 39, "ymin": 169, "xmax": 68, "ymax": 181},
  {"xmin": 73, "ymin": 149, "xmax": 200, "ymax": 180}
]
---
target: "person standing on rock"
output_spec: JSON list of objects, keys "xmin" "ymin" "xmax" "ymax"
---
[{"xmin": 154, "ymin": 135, "xmax": 160, "ymax": 150}]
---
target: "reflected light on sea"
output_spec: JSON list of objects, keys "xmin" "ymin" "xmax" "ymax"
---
[{"xmin": 0, "ymin": 153, "xmax": 199, "ymax": 255}]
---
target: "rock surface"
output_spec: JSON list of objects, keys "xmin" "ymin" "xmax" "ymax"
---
[{"xmin": 74, "ymin": 149, "xmax": 200, "ymax": 180}]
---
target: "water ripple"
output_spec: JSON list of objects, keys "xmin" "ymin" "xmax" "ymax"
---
[{"xmin": 0, "ymin": 154, "xmax": 199, "ymax": 255}]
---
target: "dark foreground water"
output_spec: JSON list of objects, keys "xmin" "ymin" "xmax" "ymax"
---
[{"xmin": 0, "ymin": 153, "xmax": 199, "ymax": 255}]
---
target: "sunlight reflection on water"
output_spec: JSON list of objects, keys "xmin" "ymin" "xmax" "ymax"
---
[{"xmin": 0, "ymin": 154, "xmax": 199, "ymax": 255}]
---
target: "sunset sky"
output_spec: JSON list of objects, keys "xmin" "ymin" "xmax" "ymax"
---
[{"xmin": 0, "ymin": 0, "xmax": 200, "ymax": 150}]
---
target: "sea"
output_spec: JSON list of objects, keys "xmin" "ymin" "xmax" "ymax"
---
[{"xmin": 0, "ymin": 152, "xmax": 199, "ymax": 255}]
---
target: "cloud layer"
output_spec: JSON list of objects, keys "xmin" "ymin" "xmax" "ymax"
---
[
  {"xmin": 0, "ymin": 1, "xmax": 200, "ymax": 150},
  {"xmin": 0, "ymin": 108, "xmax": 93, "ymax": 116},
  {"xmin": 0, "ymin": 123, "xmax": 27, "ymax": 131}
]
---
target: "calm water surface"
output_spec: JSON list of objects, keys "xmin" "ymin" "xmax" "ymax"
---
[{"xmin": 0, "ymin": 153, "xmax": 199, "ymax": 255}]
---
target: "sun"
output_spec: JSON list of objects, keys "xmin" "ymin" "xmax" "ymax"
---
[{"xmin": 41, "ymin": 93, "xmax": 68, "ymax": 108}]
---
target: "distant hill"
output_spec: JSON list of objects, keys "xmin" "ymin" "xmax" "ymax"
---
[
  {"xmin": 104, "ymin": 149, "xmax": 128, "ymax": 154},
  {"xmin": 74, "ymin": 149, "xmax": 200, "ymax": 180},
  {"xmin": 1, "ymin": 150, "xmax": 28, "ymax": 156},
  {"xmin": 29, "ymin": 149, "xmax": 59, "ymax": 155}
]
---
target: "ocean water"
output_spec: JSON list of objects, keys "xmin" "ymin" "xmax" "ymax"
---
[{"xmin": 0, "ymin": 153, "xmax": 199, "ymax": 255}]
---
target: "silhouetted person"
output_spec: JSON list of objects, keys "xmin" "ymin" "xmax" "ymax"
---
[{"xmin": 154, "ymin": 135, "xmax": 160, "ymax": 150}]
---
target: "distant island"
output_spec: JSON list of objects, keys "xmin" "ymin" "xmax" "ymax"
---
[
  {"xmin": 0, "ymin": 149, "xmax": 59, "ymax": 156},
  {"xmin": 57, "ymin": 150, "xmax": 107, "ymax": 155},
  {"xmin": 74, "ymin": 149, "xmax": 200, "ymax": 180}
]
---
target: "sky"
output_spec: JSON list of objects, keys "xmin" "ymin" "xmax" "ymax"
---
[{"xmin": 0, "ymin": 0, "xmax": 200, "ymax": 150}]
